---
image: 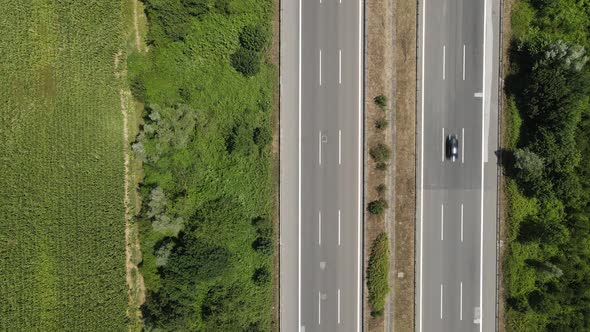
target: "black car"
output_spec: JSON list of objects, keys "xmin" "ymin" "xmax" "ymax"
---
[{"xmin": 446, "ymin": 134, "xmax": 459, "ymax": 162}]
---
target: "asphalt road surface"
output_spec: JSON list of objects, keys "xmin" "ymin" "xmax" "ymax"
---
[
  {"xmin": 280, "ymin": 0, "xmax": 363, "ymax": 331},
  {"xmin": 416, "ymin": 0, "xmax": 500, "ymax": 331}
]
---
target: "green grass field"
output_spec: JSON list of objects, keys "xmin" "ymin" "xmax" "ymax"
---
[{"xmin": 0, "ymin": 1, "xmax": 129, "ymax": 330}]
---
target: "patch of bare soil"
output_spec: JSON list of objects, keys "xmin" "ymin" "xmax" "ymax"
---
[
  {"xmin": 364, "ymin": 0, "xmax": 395, "ymax": 330},
  {"xmin": 391, "ymin": 0, "xmax": 417, "ymax": 329}
]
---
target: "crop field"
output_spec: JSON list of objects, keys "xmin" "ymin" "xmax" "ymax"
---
[{"xmin": 0, "ymin": 1, "xmax": 129, "ymax": 331}]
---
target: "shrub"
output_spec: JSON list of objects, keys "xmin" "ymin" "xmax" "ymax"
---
[
  {"xmin": 370, "ymin": 143, "xmax": 391, "ymax": 164},
  {"xmin": 367, "ymin": 199, "xmax": 388, "ymax": 215},
  {"xmin": 375, "ymin": 117, "xmax": 388, "ymax": 130},
  {"xmin": 376, "ymin": 162, "xmax": 387, "ymax": 171},
  {"xmin": 367, "ymin": 233, "xmax": 390, "ymax": 317},
  {"xmin": 252, "ymin": 237, "xmax": 273, "ymax": 256},
  {"xmin": 374, "ymin": 95, "xmax": 387, "ymax": 110},
  {"xmin": 252, "ymin": 267, "xmax": 271, "ymax": 285},
  {"xmin": 231, "ymin": 48, "xmax": 261, "ymax": 77},
  {"xmin": 376, "ymin": 184, "xmax": 386, "ymax": 195},
  {"xmin": 239, "ymin": 25, "xmax": 269, "ymax": 52}
]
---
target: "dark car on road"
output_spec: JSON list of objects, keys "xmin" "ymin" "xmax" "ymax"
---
[{"xmin": 446, "ymin": 134, "xmax": 459, "ymax": 162}]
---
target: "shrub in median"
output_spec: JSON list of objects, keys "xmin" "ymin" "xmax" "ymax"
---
[
  {"xmin": 374, "ymin": 94, "xmax": 387, "ymax": 110},
  {"xmin": 370, "ymin": 143, "xmax": 391, "ymax": 164},
  {"xmin": 239, "ymin": 25, "xmax": 270, "ymax": 52},
  {"xmin": 375, "ymin": 117, "xmax": 389, "ymax": 130},
  {"xmin": 231, "ymin": 47, "xmax": 261, "ymax": 77},
  {"xmin": 367, "ymin": 199, "xmax": 388, "ymax": 215},
  {"xmin": 367, "ymin": 232, "xmax": 390, "ymax": 317}
]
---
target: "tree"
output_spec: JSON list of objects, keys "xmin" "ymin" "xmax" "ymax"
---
[
  {"xmin": 367, "ymin": 199, "xmax": 388, "ymax": 215},
  {"xmin": 231, "ymin": 48, "xmax": 261, "ymax": 77},
  {"xmin": 239, "ymin": 25, "xmax": 269, "ymax": 52},
  {"xmin": 375, "ymin": 117, "xmax": 388, "ymax": 130},
  {"xmin": 513, "ymin": 148, "xmax": 544, "ymax": 183}
]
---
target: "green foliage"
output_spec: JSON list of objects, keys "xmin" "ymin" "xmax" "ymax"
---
[
  {"xmin": 231, "ymin": 47, "xmax": 261, "ymax": 77},
  {"xmin": 0, "ymin": 1, "xmax": 128, "ymax": 330},
  {"xmin": 374, "ymin": 94, "xmax": 387, "ymax": 110},
  {"xmin": 370, "ymin": 143, "xmax": 391, "ymax": 164},
  {"xmin": 375, "ymin": 117, "xmax": 389, "ymax": 130},
  {"xmin": 132, "ymin": 0, "xmax": 275, "ymax": 329},
  {"xmin": 504, "ymin": 1, "xmax": 590, "ymax": 330},
  {"xmin": 239, "ymin": 25, "xmax": 270, "ymax": 52},
  {"xmin": 367, "ymin": 233, "xmax": 390, "ymax": 317},
  {"xmin": 367, "ymin": 199, "xmax": 388, "ymax": 215}
]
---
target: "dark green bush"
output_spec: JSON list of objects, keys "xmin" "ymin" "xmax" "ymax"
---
[
  {"xmin": 370, "ymin": 143, "xmax": 391, "ymax": 164},
  {"xmin": 252, "ymin": 267, "xmax": 271, "ymax": 285},
  {"xmin": 367, "ymin": 233, "xmax": 390, "ymax": 317},
  {"xmin": 231, "ymin": 47, "xmax": 261, "ymax": 77},
  {"xmin": 376, "ymin": 184, "xmax": 386, "ymax": 195},
  {"xmin": 374, "ymin": 95, "xmax": 387, "ymax": 110},
  {"xmin": 367, "ymin": 199, "xmax": 388, "ymax": 215},
  {"xmin": 375, "ymin": 117, "xmax": 388, "ymax": 130},
  {"xmin": 239, "ymin": 25, "xmax": 269, "ymax": 52}
]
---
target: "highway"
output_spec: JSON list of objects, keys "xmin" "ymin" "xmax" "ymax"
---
[
  {"xmin": 416, "ymin": 0, "xmax": 499, "ymax": 331},
  {"xmin": 280, "ymin": 0, "xmax": 363, "ymax": 330}
]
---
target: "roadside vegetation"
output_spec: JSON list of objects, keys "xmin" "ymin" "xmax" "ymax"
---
[
  {"xmin": 504, "ymin": 0, "xmax": 590, "ymax": 330},
  {"xmin": 128, "ymin": 0, "xmax": 276, "ymax": 330},
  {"xmin": 0, "ymin": 1, "xmax": 128, "ymax": 330},
  {"xmin": 367, "ymin": 232, "xmax": 390, "ymax": 317}
]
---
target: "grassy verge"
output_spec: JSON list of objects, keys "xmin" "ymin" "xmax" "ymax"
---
[
  {"xmin": 0, "ymin": 2, "xmax": 128, "ymax": 330},
  {"xmin": 128, "ymin": 1, "xmax": 276, "ymax": 330},
  {"xmin": 367, "ymin": 233, "xmax": 391, "ymax": 317},
  {"xmin": 503, "ymin": 0, "xmax": 590, "ymax": 330}
]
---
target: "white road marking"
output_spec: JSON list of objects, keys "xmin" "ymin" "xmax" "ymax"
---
[
  {"xmin": 442, "ymin": 127, "xmax": 445, "ymax": 162},
  {"xmin": 440, "ymin": 284, "xmax": 444, "ymax": 319},
  {"xmin": 318, "ymin": 291, "xmax": 321, "ymax": 325},
  {"xmin": 460, "ymin": 282, "xmax": 463, "ymax": 321},
  {"xmin": 462, "ymin": 127, "xmax": 465, "ymax": 163},
  {"xmin": 339, "ymin": 130, "xmax": 342, "ymax": 165},
  {"xmin": 319, "ymin": 49, "xmax": 322, "ymax": 86},
  {"xmin": 442, "ymin": 45, "xmax": 446, "ymax": 80},
  {"xmin": 461, "ymin": 203, "xmax": 464, "ymax": 243},
  {"xmin": 319, "ymin": 131, "xmax": 322, "ymax": 165},
  {"xmin": 463, "ymin": 44, "xmax": 466, "ymax": 80},
  {"xmin": 339, "ymin": 49, "xmax": 342, "ymax": 84},
  {"xmin": 474, "ymin": 92, "xmax": 483, "ymax": 98},
  {"xmin": 298, "ymin": 0, "xmax": 302, "ymax": 326},
  {"xmin": 440, "ymin": 204, "xmax": 444, "ymax": 241},
  {"xmin": 419, "ymin": 0, "xmax": 426, "ymax": 330},
  {"xmin": 338, "ymin": 289, "xmax": 341, "ymax": 324},
  {"xmin": 338, "ymin": 209, "xmax": 341, "ymax": 246},
  {"xmin": 356, "ymin": 0, "xmax": 363, "ymax": 329},
  {"xmin": 318, "ymin": 210, "xmax": 322, "ymax": 245},
  {"xmin": 480, "ymin": 0, "xmax": 487, "ymax": 330}
]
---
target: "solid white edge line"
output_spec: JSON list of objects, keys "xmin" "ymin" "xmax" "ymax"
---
[
  {"xmin": 461, "ymin": 203, "xmax": 464, "ymax": 243},
  {"xmin": 419, "ymin": 0, "xmax": 426, "ymax": 330},
  {"xmin": 338, "ymin": 209, "xmax": 341, "ymax": 246},
  {"xmin": 339, "ymin": 130, "xmax": 342, "ymax": 165},
  {"xmin": 460, "ymin": 281, "xmax": 463, "ymax": 321},
  {"xmin": 319, "ymin": 210, "xmax": 322, "ymax": 245},
  {"xmin": 319, "ymin": 49, "xmax": 322, "ymax": 86},
  {"xmin": 298, "ymin": 0, "xmax": 302, "ymax": 327},
  {"xmin": 440, "ymin": 283, "xmax": 444, "ymax": 319},
  {"xmin": 357, "ymin": 0, "xmax": 362, "ymax": 329},
  {"xmin": 442, "ymin": 127, "xmax": 445, "ymax": 162},
  {"xmin": 318, "ymin": 291, "xmax": 321, "ymax": 325},
  {"xmin": 463, "ymin": 44, "xmax": 466, "ymax": 81},
  {"xmin": 480, "ymin": 0, "xmax": 487, "ymax": 329},
  {"xmin": 442, "ymin": 45, "xmax": 446, "ymax": 80},
  {"xmin": 338, "ymin": 288, "xmax": 341, "ymax": 324},
  {"xmin": 462, "ymin": 127, "xmax": 465, "ymax": 163},
  {"xmin": 339, "ymin": 49, "xmax": 342, "ymax": 84},
  {"xmin": 440, "ymin": 204, "xmax": 444, "ymax": 241},
  {"xmin": 319, "ymin": 131, "xmax": 322, "ymax": 165}
]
